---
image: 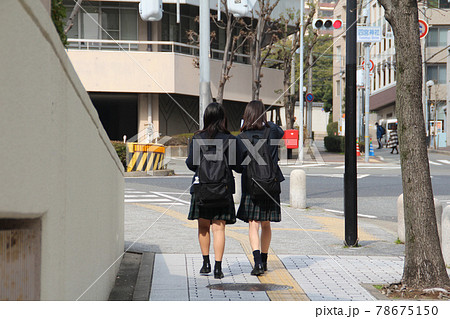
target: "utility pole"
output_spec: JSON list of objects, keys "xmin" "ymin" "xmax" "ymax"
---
[
  {"xmin": 199, "ymin": 0, "xmax": 213, "ymax": 129},
  {"xmin": 297, "ymin": 0, "xmax": 304, "ymax": 165},
  {"xmin": 307, "ymin": 50, "xmax": 313, "ymax": 142},
  {"xmin": 344, "ymin": 0, "xmax": 358, "ymax": 247},
  {"xmin": 364, "ymin": 3, "xmax": 371, "ymax": 163}
]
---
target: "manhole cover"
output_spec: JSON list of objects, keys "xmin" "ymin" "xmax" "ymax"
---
[{"xmin": 206, "ymin": 283, "xmax": 293, "ymax": 291}]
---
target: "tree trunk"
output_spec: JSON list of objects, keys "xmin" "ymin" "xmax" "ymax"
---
[
  {"xmin": 216, "ymin": 13, "xmax": 233, "ymax": 105},
  {"xmin": 379, "ymin": 0, "xmax": 450, "ymax": 289}
]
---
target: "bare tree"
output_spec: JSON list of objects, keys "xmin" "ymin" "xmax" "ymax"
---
[
  {"xmin": 64, "ymin": 0, "xmax": 83, "ymax": 34},
  {"xmin": 213, "ymin": 1, "xmax": 249, "ymax": 105},
  {"xmin": 249, "ymin": 0, "xmax": 281, "ymax": 100},
  {"xmin": 272, "ymin": 5, "xmax": 315, "ymax": 129},
  {"xmin": 377, "ymin": 0, "xmax": 450, "ymax": 289}
]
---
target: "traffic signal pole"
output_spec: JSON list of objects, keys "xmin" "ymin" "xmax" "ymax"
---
[
  {"xmin": 297, "ymin": 0, "xmax": 304, "ymax": 165},
  {"xmin": 344, "ymin": 0, "xmax": 358, "ymax": 246}
]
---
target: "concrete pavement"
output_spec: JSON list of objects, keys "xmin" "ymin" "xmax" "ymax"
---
[{"xmin": 110, "ymin": 140, "xmax": 450, "ymax": 301}]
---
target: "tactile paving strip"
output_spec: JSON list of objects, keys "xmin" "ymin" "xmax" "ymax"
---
[
  {"xmin": 186, "ymin": 254, "xmax": 269, "ymax": 301},
  {"xmin": 279, "ymin": 255, "xmax": 404, "ymax": 301}
]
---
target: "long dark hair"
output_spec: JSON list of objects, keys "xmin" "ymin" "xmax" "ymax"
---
[
  {"xmin": 197, "ymin": 102, "xmax": 230, "ymax": 137},
  {"xmin": 240, "ymin": 100, "xmax": 270, "ymax": 132}
]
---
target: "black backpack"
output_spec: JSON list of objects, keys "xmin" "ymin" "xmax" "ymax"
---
[
  {"xmin": 242, "ymin": 127, "xmax": 281, "ymax": 199},
  {"xmin": 194, "ymin": 136, "xmax": 232, "ymax": 208}
]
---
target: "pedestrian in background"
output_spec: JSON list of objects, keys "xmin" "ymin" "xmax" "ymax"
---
[
  {"xmin": 387, "ymin": 123, "xmax": 399, "ymax": 154},
  {"xmin": 237, "ymin": 100, "xmax": 284, "ymax": 276},
  {"xmin": 375, "ymin": 122, "xmax": 385, "ymax": 149},
  {"xmin": 186, "ymin": 103, "xmax": 243, "ymax": 279}
]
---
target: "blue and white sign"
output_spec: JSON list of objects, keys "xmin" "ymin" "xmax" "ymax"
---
[{"xmin": 357, "ymin": 26, "xmax": 382, "ymax": 43}]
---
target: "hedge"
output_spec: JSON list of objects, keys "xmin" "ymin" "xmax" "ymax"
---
[
  {"xmin": 324, "ymin": 135, "xmax": 345, "ymax": 153},
  {"xmin": 111, "ymin": 141, "xmax": 127, "ymax": 169}
]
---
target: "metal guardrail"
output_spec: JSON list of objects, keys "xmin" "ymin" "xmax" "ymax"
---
[{"xmin": 66, "ymin": 39, "xmax": 282, "ymax": 65}]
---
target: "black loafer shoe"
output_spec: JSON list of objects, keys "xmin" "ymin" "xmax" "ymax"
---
[
  {"xmin": 251, "ymin": 263, "xmax": 264, "ymax": 276},
  {"xmin": 200, "ymin": 264, "xmax": 211, "ymax": 274}
]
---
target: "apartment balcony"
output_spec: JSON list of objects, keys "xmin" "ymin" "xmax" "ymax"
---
[{"xmin": 66, "ymin": 39, "xmax": 284, "ymax": 105}]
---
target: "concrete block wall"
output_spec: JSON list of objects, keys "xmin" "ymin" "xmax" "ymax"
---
[{"xmin": 0, "ymin": 0, "xmax": 124, "ymax": 300}]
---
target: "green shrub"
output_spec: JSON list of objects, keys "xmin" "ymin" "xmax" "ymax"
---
[
  {"xmin": 111, "ymin": 141, "xmax": 127, "ymax": 169},
  {"xmin": 324, "ymin": 136, "xmax": 345, "ymax": 153},
  {"xmin": 327, "ymin": 122, "xmax": 339, "ymax": 137}
]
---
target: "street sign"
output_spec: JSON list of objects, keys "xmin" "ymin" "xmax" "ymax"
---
[
  {"xmin": 306, "ymin": 93, "xmax": 314, "ymax": 102},
  {"xmin": 419, "ymin": 19, "xmax": 429, "ymax": 39},
  {"xmin": 362, "ymin": 59, "xmax": 374, "ymax": 72},
  {"xmin": 357, "ymin": 26, "xmax": 382, "ymax": 43}
]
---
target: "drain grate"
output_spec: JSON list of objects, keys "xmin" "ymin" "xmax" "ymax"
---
[{"xmin": 206, "ymin": 283, "xmax": 293, "ymax": 292}]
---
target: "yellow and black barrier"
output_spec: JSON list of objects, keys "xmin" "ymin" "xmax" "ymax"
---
[{"xmin": 126, "ymin": 143, "xmax": 166, "ymax": 172}]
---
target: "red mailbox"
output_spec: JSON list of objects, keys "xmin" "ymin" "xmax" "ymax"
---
[{"xmin": 283, "ymin": 130, "xmax": 299, "ymax": 149}]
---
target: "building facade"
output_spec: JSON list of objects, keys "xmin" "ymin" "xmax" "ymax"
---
[
  {"xmin": 332, "ymin": 0, "xmax": 449, "ymax": 146},
  {"xmin": 63, "ymin": 0, "xmax": 297, "ymax": 141}
]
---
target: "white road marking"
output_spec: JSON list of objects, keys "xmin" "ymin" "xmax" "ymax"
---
[{"xmin": 324, "ymin": 208, "xmax": 377, "ymax": 219}]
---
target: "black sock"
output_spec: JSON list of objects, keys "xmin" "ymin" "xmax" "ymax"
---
[
  {"xmin": 261, "ymin": 253, "xmax": 268, "ymax": 264},
  {"xmin": 214, "ymin": 260, "xmax": 222, "ymax": 271},
  {"xmin": 253, "ymin": 250, "xmax": 262, "ymax": 265},
  {"xmin": 203, "ymin": 255, "xmax": 210, "ymax": 265}
]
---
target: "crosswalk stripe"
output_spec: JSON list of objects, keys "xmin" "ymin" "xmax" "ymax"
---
[
  {"xmin": 124, "ymin": 198, "xmax": 171, "ymax": 203},
  {"xmin": 124, "ymin": 194, "xmax": 158, "ymax": 198},
  {"xmin": 437, "ymin": 159, "xmax": 450, "ymax": 165},
  {"xmin": 153, "ymin": 192, "xmax": 191, "ymax": 205},
  {"xmin": 429, "ymin": 160, "xmax": 443, "ymax": 166}
]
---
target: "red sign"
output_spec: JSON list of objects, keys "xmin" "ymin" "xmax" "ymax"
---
[
  {"xmin": 419, "ymin": 19, "xmax": 428, "ymax": 39},
  {"xmin": 362, "ymin": 59, "xmax": 374, "ymax": 72}
]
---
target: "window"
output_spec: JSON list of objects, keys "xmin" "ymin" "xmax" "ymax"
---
[
  {"xmin": 336, "ymin": 80, "xmax": 341, "ymax": 96},
  {"xmin": 427, "ymin": 64, "xmax": 447, "ymax": 84},
  {"xmin": 336, "ymin": 46, "xmax": 341, "ymax": 67},
  {"xmin": 64, "ymin": 0, "xmax": 138, "ymax": 49},
  {"xmin": 427, "ymin": 27, "xmax": 449, "ymax": 47},
  {"xmin": 427, "ymin": 0, "xmax": 450, "ymax": 9}
]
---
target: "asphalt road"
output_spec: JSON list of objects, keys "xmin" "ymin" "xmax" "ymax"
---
[{"xmin": 125, "ymin": 150, "xmax": 450, "ymax": 223}]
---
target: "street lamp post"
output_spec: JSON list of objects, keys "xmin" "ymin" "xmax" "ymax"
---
[{"xmin": 199, "ymin": 0, "xmax": 213, "ymax": 130}]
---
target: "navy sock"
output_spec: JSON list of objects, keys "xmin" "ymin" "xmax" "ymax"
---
[{"xmin": 253, "ymin": 250, "xmax": 262, "ymax": 265}]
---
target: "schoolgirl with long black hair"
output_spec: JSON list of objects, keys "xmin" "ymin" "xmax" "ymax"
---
[{"xmin": 186, "ymin": 102, "xmax": 243, "ymax": 279}]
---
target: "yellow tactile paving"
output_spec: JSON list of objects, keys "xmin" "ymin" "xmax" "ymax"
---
[
  {"xmin": 137, "ymin": 203, "xmax": 309, "ymax": 300},
  {"xmin": 308, "ymin": 215, "xmax": 379, "ymax": 242}
]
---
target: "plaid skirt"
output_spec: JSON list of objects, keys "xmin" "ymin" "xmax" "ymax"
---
[
  {"xmin": 237, "ymin": 193, "xmax": 281, "ymax": 223},
  {"xmin": 188, "ymin": 193, "xmax": 236, "ymax": 224}
]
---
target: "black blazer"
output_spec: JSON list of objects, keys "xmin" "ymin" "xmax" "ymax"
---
[
  {"xmin": 185, "ymin": 131, "xmax": 244, "ymax": 194},
  {"xmin": 237, "ymin": 121, "xmax": 285, "ymax": 193}
]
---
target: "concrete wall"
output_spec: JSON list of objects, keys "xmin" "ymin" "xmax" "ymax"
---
[
  {"xmin": 67, "ymin": 50, "xmax": 284, "ymax": 105},
  {"xmin": 0, "ymin": 0, "xmax": 124, "ymax": 300}
]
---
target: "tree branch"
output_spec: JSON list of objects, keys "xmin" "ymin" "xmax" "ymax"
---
[{"xmin": 64, "ymin": 0, "xmax": 83, "ymax": 34}]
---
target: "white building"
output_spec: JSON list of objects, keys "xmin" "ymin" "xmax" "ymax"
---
[{"xmin": 332, "ymin": 0, "xmax": 449, "ymax": 146}]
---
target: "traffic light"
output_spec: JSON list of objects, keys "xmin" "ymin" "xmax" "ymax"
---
[{"xmin": 313, "ymin": 19, "xmax": 343, "ymax": 30}]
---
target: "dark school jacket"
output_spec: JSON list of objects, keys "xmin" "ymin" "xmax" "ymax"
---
[
  {"xmin": 185, "ymin": 131, "xmax": 244, "ymax": 194},
  {"xmin": 237, "ymin": 121, "xmax": 285, "ymax": 193}
]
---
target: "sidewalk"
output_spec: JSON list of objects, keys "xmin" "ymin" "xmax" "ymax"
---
[
  {"xmin": 112, "ymin": 140, "xmax": 450, "ymax": 301},
  {"xmin": 111, "ymin": 200, "xmax": 407, "ymax": 301}
]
